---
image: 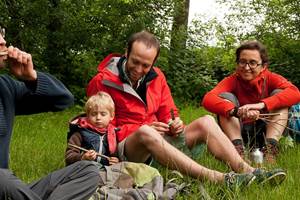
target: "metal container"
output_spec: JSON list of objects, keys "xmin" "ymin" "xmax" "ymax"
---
[{"xmin": 251, "ymin": 148, "xmax": 264, "ymax": 166}]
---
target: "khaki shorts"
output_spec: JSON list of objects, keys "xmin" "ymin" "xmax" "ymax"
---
[{"xmin": 117, "ymin": 130, "xmax": 205, "ymax": 163}]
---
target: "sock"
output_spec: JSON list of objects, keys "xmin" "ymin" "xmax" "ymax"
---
[
  {"xmin": 232, "ymin": 139, "xmax": 244, "ymax": 146},
  {"xmin": 266, "ymin": 138, "xmax": 278, "ymax": 146}
]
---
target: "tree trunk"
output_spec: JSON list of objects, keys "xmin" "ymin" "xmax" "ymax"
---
[{"xmin": 169, "ymin": 0, "xmax": 190, "ymax": 57}]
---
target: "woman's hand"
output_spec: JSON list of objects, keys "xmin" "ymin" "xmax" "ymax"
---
[{"xmin": 238, "ymin": 102, "xmax": 265, "ymax": 120}]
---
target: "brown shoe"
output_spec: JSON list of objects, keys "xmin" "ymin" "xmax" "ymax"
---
[{"xmin": 261, "ymin": 142, "xmax": 279, "ymax": 164}]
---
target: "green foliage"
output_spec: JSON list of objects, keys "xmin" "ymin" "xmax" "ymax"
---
[
  {"xmin": 161, "ymin": 47, "xmax": 217, "ymax": 103},
  {"xmin": 1, "ymin": 0, "xmax": 299, "ymax": 103}
]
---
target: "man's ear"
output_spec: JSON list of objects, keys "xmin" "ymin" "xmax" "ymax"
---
[{"xmin": 125, "ymin": 49, "xmax": 128, "ymax": 58}]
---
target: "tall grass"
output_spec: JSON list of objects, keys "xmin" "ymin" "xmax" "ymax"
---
[{"xmin": 10, "ymin": 106, "xmax": 300, "ymax": 199}]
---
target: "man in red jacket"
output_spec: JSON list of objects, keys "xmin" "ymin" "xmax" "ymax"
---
[
  {"xmin": 87, "ymin": 31, "xmax": 286, "ymax": 187},
  {"xmin": 202, "ymin": 40, "xmax": 300, "ymax": 163}
]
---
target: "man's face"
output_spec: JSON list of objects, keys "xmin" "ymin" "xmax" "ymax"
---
[
  {"xmin": 125, "ymin": 41, "xmax": 157, "ymax": 84},
  {"xmin": 0, "ymin": 28, "xmax": 7, "ymax": 68},
  {"xmin": 236, "ymin": 49, "xmax": 265, "ymax": 81}
]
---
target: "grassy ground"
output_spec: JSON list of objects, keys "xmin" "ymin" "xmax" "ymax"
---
[{"xmin": 10, "ymin": 106, "xmax": 300, "ymax": 199}]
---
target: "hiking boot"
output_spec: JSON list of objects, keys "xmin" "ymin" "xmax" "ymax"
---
[
  {"xmin": 261, "ymin": 143, "xmax": 279, "ymax": 164},
  {"xmin": 252, "ymin": 168, "xmax": 286, "ymax": 185},
  {"xmin": 224, "ymin": 171, "xmax": 256, "ymax": 189}
]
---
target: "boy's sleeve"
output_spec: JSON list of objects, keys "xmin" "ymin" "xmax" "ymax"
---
[{"xmin": 65, "ymin": 132, "xmax": 84, "ymax": 166}]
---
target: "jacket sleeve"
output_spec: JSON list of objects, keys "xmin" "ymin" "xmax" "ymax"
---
[
  {"xmin": 155, "ymin": 70, "xmax": 179, "ymax": 123},
  {"xmin": 65, "ymin": 132, "xmax": 84, "ymax": 165},
  {"xmin": 261, "ymin": 72, "xmax": 300, "ymax": 111},
  {"xmin": 13, "ymin": 71, "xmax": 74, "ymax": 115},
  {"xmin": 202, "ymin": 75, "xmax": 237, "ymax": 117}
]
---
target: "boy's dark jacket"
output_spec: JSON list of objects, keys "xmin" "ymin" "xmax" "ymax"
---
[{"xmin": 66, "ymin": 114, "xmax": 119, "ymax": 166}]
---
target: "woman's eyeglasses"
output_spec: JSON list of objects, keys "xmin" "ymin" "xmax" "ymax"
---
[{"xmin": 237, "ymin": 59, "xmax": 262, "ymax": 70}]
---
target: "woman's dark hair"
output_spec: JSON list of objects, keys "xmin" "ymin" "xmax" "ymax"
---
[
  {"xmin": 127, "ymin": 31, "xmax": 160, "ymax": 64},
  {"xmin": 236, "ymin": 40, "xmax": 269, "ymax": 64}
]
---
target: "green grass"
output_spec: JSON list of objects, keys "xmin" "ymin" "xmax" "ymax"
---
[{"xmin": 10, "ymin": 106, "xmax": 300, "ymax": 199}]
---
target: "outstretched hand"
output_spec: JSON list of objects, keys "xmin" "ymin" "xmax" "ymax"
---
[{"xmin": 7, "ymin": 46, "xmax": 37, "ymax": 81}]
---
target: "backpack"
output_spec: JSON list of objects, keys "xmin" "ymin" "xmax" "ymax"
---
[
  {"xmin": 88, "ymin": 162, "xmax": 189, "ymax": 200},
  {"xmin": 288, "ymin": 103, "xmax": 300, "ymax": 142}
]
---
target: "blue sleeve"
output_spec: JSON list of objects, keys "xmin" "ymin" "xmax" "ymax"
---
[{"xmin": 14, "ymin": 71, "xmax": 74, "ymax": 115}]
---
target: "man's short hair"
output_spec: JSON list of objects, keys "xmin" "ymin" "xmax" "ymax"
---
[
  {"xmin": 85, "ymin": 91, "xmax": 115, "ymax": 116},
  {"xmin": 127, "ymin": 31, "xmax": 160, "ymax": 63},
  {"xmin": 236, "ymin": 40, "xmax": 269, "ymax": 65}
]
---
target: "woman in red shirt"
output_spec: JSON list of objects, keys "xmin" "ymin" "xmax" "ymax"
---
[{"xmin": 202, "ymin": 40, "xmax": 300, "ymax": 163}]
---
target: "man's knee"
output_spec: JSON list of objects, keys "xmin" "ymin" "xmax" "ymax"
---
[
  {"xmin": 136, "ymin": 125, "xmax": 163, "ymax": 144},
  {"xmin": 196, "ymin": 115, "xmax": 216, "ymax": 127}
]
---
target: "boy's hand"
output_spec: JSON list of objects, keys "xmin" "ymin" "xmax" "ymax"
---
[
  {"xmin": 81, "ymin": 150, "xmax": 97, "ymax": 161},
  {"xmin": 108, "ymin": 157, "xmax": 119, "ymax": 165}
]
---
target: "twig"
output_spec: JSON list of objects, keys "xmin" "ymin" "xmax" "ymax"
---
[
  {"xmin": 170, "ymin": 108, "xmax": 175, "ymax": 120},
  {"xmin": 260, "ymin": 118, "xmax": 300, "ymax": 133},
  {"xmin": 0, "ymin": 51, "xmax": 8, "ymax": 56},
  {"xmin": 259, "ymin": 113, "xmax": 282, "ymax": 117},
  {"xmin": 68, "ymin": 143, "xmax": 110, "ymax": 159}
]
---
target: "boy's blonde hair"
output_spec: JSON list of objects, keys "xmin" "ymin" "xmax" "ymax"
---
[{"xmin": 85, "ymin": 91, "xmax": 115, "ymax": 116}]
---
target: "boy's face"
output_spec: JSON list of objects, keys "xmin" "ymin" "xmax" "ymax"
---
[{"xmin": 87, "ymin": 106, "xmax": 114, "ymax": 129}]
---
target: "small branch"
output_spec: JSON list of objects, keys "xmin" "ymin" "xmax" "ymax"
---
[{"xmin": 68, "ymin": 143, "xmax": 110, "ymax": 160}]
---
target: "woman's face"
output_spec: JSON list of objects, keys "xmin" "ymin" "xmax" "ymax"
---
[{"xmin": 236, "ymin": 49, "xmax": 266, "ymax": 81}]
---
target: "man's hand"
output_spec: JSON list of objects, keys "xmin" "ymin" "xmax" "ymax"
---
[
  {"xmin": 150, "ymin": 121, "xmax": 170, "ymax": 135},
  {"xmin": 168, "ymin": 117, "xmax": 184, "ymax": 136},
  {"xmin": 81, "ymin": 150, "xmax": 97, "ymax": 161},
  {"xmin": 7, "ymin": 46, "xmax": 37, "ymax": 81}
]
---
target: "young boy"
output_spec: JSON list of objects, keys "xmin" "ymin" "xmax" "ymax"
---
[{"xmin": 65, "ymin": 91, "xmax": 119, "ymax": 167}]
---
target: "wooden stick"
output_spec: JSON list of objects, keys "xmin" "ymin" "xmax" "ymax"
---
[
  {"xmin": 68, "ymin": 143, "xmax": 110, "ymax": 159},
  {"xmin": 259, "ymin": 113, "xmax": 282, "ymax": 117},
  {"xmin": 0, "ymin": 51, "xmax": 8, "ymax": 56}
]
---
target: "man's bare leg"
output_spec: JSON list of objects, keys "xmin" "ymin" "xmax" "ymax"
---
[
  {"xmin": 124, "ymin": 125, "xmax": 225, "ymax": 183},
  {"xmin": 184, "ymin": 115, "xmax": 254, "ymax": 173}
]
